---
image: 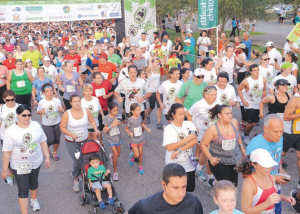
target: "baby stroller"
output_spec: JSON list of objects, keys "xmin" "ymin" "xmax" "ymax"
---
[{"xmin": 77, "ymin": 139, "xmax": 124, "ymax": 214}]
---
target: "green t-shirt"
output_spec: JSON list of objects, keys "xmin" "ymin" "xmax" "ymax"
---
[
  {"xmin": 183, "ymin": 45, "xmax": 195, "ymax": 63},
  {"xmin": 167, "ymin": 58, "xmax": 181, "ymax": 68},
  {"xmin": 108, "ymin": 54, "xmax": 122, "ymax": 65},
  {"xmin": 88, "ymin": 165, "xmax": 106, "ymax": 181},
  {"xmin": 11, "ymin": 70, "xmax": 32, "ymax": 95},
  {"xmin": 22, "ymin": 50, "xmax": 42, "ymax": 69},
  {"xmin": 176, "ymin": 80, "xmax": 208, "ymax": 110}
]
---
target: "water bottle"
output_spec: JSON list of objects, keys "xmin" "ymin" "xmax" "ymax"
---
[{"xmin": 6, "ymin": 175, "xmax": 13, "ymax": 185}]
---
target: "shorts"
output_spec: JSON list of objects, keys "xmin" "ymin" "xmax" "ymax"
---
[
  {"xmin": 82, "ymin": 69, "xmax": 89, "ymax": 75},
  {"xmin": 143, "ymin": 102, "xmax": 147, "ymax": 110},
  {"xmin": 149, "ymin": 93, "xmax": 161, "ymax": 110},
  {"xmin": 109, "ymin": 139, "xmax": 122, "ymax": 147},
  {"xmin": 165, "ymin": 114, "xmax": 171, "ymax": 121},
  {"xmin": 59, "ymin": 90, "xmax": 64, "ymax": 96},
  {"xmin": 98, "ymin": 110, "xmax": 108, "ymax": 131},
  {"xmin": 282, "ymin": 132, "xmax": 300, "ymax": 152},
  {"xmin": 88, "ymin": 126, "xmax": 100, "ymax": 133},
  {"xmin": 131, "ymin": 141, "xmax": 145, "ymax": 148},
  {"xmin": 245, "ymin": 108, "xmax": 259, "ymax": 123},
  {"xmin": 126, "ymin": 110, "xmax": 145, "ymax": 121},
  {"xmin": 92, "ymin": 181, "xmax": 109, "ymax": 191}
]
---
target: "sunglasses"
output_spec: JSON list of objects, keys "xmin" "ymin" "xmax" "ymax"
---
[
  {"xmin": 196, "ymin": 75, "xmax": 205, "ymax": 79},
  {"xmin": 5, "ymin": 98, "xmax": 15, "ymax": 102},
  {"xmin": 21, "ymin": 114, "xmax": 32, "ymax": 118},
  {"xmin": 263, "ymin": 58, "xmax": 270, "ymax": 61}
]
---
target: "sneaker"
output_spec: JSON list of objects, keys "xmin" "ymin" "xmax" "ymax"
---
[
  {"xmin": 242, "ymin": 132, "xmax": 250, "ymax": 145},
  {"xmin": 109, "ymin": 154, "xmax": 113, "ymax": 166},
  {"xmin": 146, "ymin": 116, "xmax": 150, "ymax": 124},
  {"xmin": 108, "ymin": 197, "xmax": 115, "ymax": 205},
  {"xmin": 156, "ymin": 122, "xmax": 164, "ymax": 129},
  {"xmin": 73, "ymin": 179, "xmax": 80, "ymax": 192},
  {"xmin": 298, "ymin": 181, "xmax": 300, "ymax": 189},
  {"xmin": 99, "ymin": 200, "xmax": 106, "ymax": 209},
  {"xmin": 208, "ymin": 178, "xmax": 215, "ymax": 187},
  {"xmin": 196, "ymin": 170, "xmax": 206, "ymax": 181},
  {"xmin": 128, "ymin": 153, "xmax": 134, "ymax": 166},
  {"xmin": 290, "ymin": 190, "xmax": 300, "ymax": 212},
  {"xmin": 113, "ymin": 172, "xmax": 119, "ymax": 181},
  {"xmin": 239, "ymin": 122, "xmax": 245, "ymax": 131},
  {"xmin": 138, "ymin": 166, "xmax": 145, "ymax": 175},
  {"xmin": 31, "ymin": 199, "xmax": 40, "ymax": 212},
  {"xmin": 128, "ymin": 142, "xmax": 132, "ymax": 150}
]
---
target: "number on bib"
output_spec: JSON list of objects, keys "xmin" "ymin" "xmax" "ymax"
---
[
  {"xmin": 16, "ymin": 80, "xmax": 25, "ymax": 88},
  {"xmin": 0, "ymin": 79, "xmax": 3, "ymax": 85},
  {"xmin": 277, "ymin": 113, "xmax": 284, "ymax": 120},
  {"xmin": 95, "ymin": 88, "xmax": 105, "ymax": 97},
  {"xmin": 66, "ymin": 85, "xmax": 75, "ymax": 92},
  {"xmin": 109, "ymin": 126, "xmax": 120, "ymax": 137},
  {"xmin": 17, "ymin": 163, "xmax": 32, "ymax": 174},
  {"xmin": 222, "ymin": 139, "xmax": 236, "ymax": 151},
  {"xmin": 75, "ymin": 131, "xmax": 84, "ymax": 141},
  {"xmin": 134, "ymin": 127, "xmax": 142, "ymax": 137}
]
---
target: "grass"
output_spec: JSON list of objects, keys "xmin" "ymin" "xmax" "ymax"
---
[{"xmin": 224, "ymin": 30, "xmax": 265, "ymax": 37}]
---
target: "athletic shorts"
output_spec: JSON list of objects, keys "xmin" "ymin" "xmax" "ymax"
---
[
  {"xmin": 92, "ymin": 181, "xmax": 109, "ymax": 191},
  {"xmin": 131, "ymin": 141, "xmax": 145, "ymax": 148},
  {"xmin": 109, "ymin": 139, "xmax": 122, "ymax": 147},
  {"xmin": 283, "ymin": 132, "xmax": 300, "ymax": 152},
  {"xmin": 82, "ymin": 69, "xmax": 89, "ymax": 75},
  {"xmin": 88, "ymin": 126, "xmax": 100, "ymax": 133},
  {"xmin": 245, "ymin": 108, "xmax": 259, "ymax": 123}
]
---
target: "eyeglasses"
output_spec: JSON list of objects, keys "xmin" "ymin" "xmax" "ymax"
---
[
  {"xmin": 21, "ymin": 114, "xmax": 32, "ymax": 118},
  {"xmin": 5, "ymin": 98, "xmax": 15, "ymax": 102},
  {"xmin": 196, "ymin": 75, "xmax": 205, "ymax": 79},
  {"xmin": 263, "ymin": 58, "xmax": 270, "ymax": 61}
]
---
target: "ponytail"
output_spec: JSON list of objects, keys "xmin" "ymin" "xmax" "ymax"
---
[
  {"xmin": 234, "ymin": 155, "xmax": 255, "ymax": 175},
  {"xmin": 128, "ymin": 103, "xmax": 140, "ymax": 118},
  {"xmin": 208, "ymin": 104, "xmax": 229, "ymax": 120}
]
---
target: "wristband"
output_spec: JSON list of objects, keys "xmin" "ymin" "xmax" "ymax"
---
[
  {"xmin": 238, "ymin": 144, "xmax": 243, "ymax": 147},
  {"xmin": 108, "ymin": 125, "xmax": 111, "ymax": 130},
  {"xmin": 178, "ymin": 149, "xmax": 182, "ymax": 153}
]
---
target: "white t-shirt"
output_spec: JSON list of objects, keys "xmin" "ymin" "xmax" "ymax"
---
[
  {"xmin": 167, "ymin": 40, "xmax": 173, "ymax": 51},
  {"xmin": 25, "ymin": 67, "xmax": 38, "ymax": 78},
  {"xmin": 268, "ymin": 48, "xmax": 283, "ymax": 76},
  {"xmin": 42, "ymin": 64, "xmax": 58, "ymax": 85},
  {"xmin": 216, "ymin": 84, "xmax": 237, "ymax": 106},
  {"xmin": 118, "ymin": 67, "xmax": 129, "ymax": 94},
  {"xmin": 259, "ymin": 65, "xmax": 274, "ymax": 85},
  {"xmin": 142, "ymin": 51, "xmax": 150, "ymax": 66},
  {"xmin": 0, "ymin": 103, "xmax": 19, "ymax": 139},
  {"xmin": 37, "ymin": 97, "xmax": 62, "ymax": 126},
  {"xmin": 202, "ymin": 68, "xmax": 217, "ymax": 85},
  {"xmin": 81, "ymin": 97, "xmax": 101, "ymax": 128},
  {"xmin": 163, "ymin": 121, "xmax": 196, "ymax": 172},
  {"xmin": 236, "ymin": 53, "xmax": 247, "ymax": 73},
  {"xmin": 161, "ymin": 45, "xmax": 170, "ymax": 60},
  {"xmin": 39, "ymin": 40, "xmax": 49, "ymax": 56},
  {"xmin": 2, "ymin": 121, "xmax": 47, "ymax": 170},
  {"xmin": 197, "ymin": 37, "xmax": 211, "ymax": 52},
  {"xmin": 283, "ymin": 42, "xmax": 299, "ymax": 57},
  {"xmin": 137, "ymin": 40, "xmax": 151, "ymax": 50},
  {"xmin": 269, "ymin": 74, "xmax": 297, "ymax": 94},
  {"xmin": 158, "ymin": 80, "xmax": 183, "ymax": 114}
]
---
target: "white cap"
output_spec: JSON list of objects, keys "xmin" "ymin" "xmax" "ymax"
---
[
  {"xmin": 184, "ymin": 39, "xmax": 191, "ymax": 43},
  {"xmin": 250, "ymin": 148, "xmax": 278, "ymax": 168},
  {"xmin": 265, "ymin": 41, "xmax": 274, "ymax": 47},
  {"xmin": 187, "ymin": 30, "xmax": 193, "ymax": 34},
  {"xmin": 72, "ymin": 35, "xmax": 77, "ymax": 38},
  {"xmin": 131, "ymin": 43, "xmax": 136, "ymax": 46},
  {"xmin": 194, "ymin": 68, "xmax": 204, "ymax": 76},
  {"xmin": 28, "ymin": 42, "xmax": 34, "ymax": 47},
  {"xmin": 44, "ymin": 56, "xmax": 50, "ymax": 61},
  {"xmin": 58, "ymin": 37, "xmax": 62, "ymax": 40},
  {"xmin": 25, "ymin": 59, "xmax": 32, "ymax": 63},
  {"xmin": 104, "ymin": 39, "xmax": 109, "ymax": 43}
]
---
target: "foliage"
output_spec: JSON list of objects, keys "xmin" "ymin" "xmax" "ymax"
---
[{"xmin": 124, "ymin": 0, "xmax": 155, "ymax": 12}]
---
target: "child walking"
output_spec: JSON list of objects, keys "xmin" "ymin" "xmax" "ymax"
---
[
  {"xmin": 125, "ymin": 103, "xmax": 151, "ymax": 175},
  {"xmin": 88, "ymin": 154, "xmax": 114, "ymax": 209},
  {"xmin": 103, "ymin": 102, "xmax": 122, "ymax": 181}
]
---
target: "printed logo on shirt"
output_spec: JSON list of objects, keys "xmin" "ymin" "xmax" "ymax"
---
[
  {"xmin": 45, "ymin": 69, "xmax": 52, "ymax": 79},
  {"xmin": 177, "ymin": 132, "xmax": 186, "ymax": 141},
  {"xmin": 5, "ymin": 112, "xmax": 15, "ymax": 129},
  {"xmin": 47, "ymin": 105, "xmax": 54, "ymax": 114},
  {"xmin": 127, "ymin": 88, "xmax": 140, "ymax": 100},
  {"xmin": 88, "ymin": 105, "xmax": 97, "ymax": 119},
  {"xmin": 19, "ymin": 133, "xmax": 38, "ymax": 155},
  {"xmin": 166, "ymin": 87, "xmax": 176, "ymax": 105},
  {"xmin": 250, "ymin": 83, "xmax": 262, "ymax": 101},
  {"xmin": 220, "ymin": 93, "xmax": 228, "ymax": 105},
  {"xmin": 266, "ymin": 71, "xmax": 272, "ymax": 84},
  {"xmin": 46, "ymin": 105, "xmax": 58, "ymax": 122}
]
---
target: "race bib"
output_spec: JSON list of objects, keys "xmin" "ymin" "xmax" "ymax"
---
[
  {"xmin": 277, "ymin": 113, "xmax": 284, "ymax": 120},
  {"xmin": 101, "ymin": 72, "xmax": 108, "ymax": 80},
  {"xmin": 222, "ymin": 138, "xmax": 236, "ymax": 151},
  {"xmin": 16, "ymin": 80, "xmax": 25, "ymax": 88},
  {"xmin": 66, "ymin": 85, "xmax": 75, "ymax": 92},
  {"xmin": 72, "ymin": 67, "xmax": 77, "ymax": 72},
  {"xmin": 134, "ymin": 127, "xmax": 142, "ymax": 137},
  {"xmin": 75, "ymin": 131, "xmax": 84, "ymax": 141},
  {"xmin": 109, "ymin": 126, "xmax": 120, "ymax": 137},
  {"xmin": 95, "ymin": 88, "xmax": 105, "ymax": 97},
  {"xmin": 176, "ymin": 149, "xmax": 192, "ymax": 162},
  {"xmin": 261, "ymin": 209, "xmax": 275, "ymax": 214},
  {"xmin": 0, "ymin": 79, "xmax": 3, "ymax": 84},
  {"xmin": 48, "ymin": 115, "xmax": 57, "ymax": 123},
  {"xmin": 17, "ymin": 162, "xmax": 32, "ymax": 174}
]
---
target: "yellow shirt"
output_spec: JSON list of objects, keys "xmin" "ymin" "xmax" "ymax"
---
[
  {"xmin": 94, "ymin": 32, "xmax": 103, "ymax": 40},
  {"xmin": 22, "ymin": 50, "xmax": 42, "ymax": 69},
  {"xmin": 167, "ymin": 58, "xmax": 181, "ymax": 68}
]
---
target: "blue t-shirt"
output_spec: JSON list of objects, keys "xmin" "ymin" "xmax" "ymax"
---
[
  {"xmin": 242, "ymin": 39, "xmax": 252, "ymax": 60},
  {"xmin": 86, "ymin": 54, "xmax": 99, "ymax": 75},
  {"xmin": 32, "ymin": 77, "xmax": 52, "ymax": 101},
  {"xmin": 185, "ymin": 36, "xmax": 196, "ymax": 48},
  {"xmin": 246, "ymin": 133, "xmax": 283, "ymax": 175},
  {"xmin": 210, "ymin": 209, "xmax": 244, "ymax": 214},
  {"xmin": 232, "ymin": 20, "xmax": 237, "ymax": 27}
]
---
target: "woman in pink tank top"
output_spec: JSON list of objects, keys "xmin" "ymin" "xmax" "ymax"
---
[{"xmin": 235, "ymin": 148, "xmax": 295, "ymax": 214}]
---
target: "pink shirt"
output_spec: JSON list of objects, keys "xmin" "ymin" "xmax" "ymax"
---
[
  {"xmin": 0, "ymin": 65, "xmax": 8, "ymax": 87},
  {"xmin": 3, "ymin": 44, "xmax": 14, "ymax": 52}
]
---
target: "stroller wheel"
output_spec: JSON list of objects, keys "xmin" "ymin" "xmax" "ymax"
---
[
  {"xmin": 79, "ymin": 195, "xmax": 85, "ymax": 206},
  {"xmin": 85, "ymin": 194, "xmax": 90, "ymax": 204},
  {"xmin": 117, "ymin": 203, "xmax": 124, "ymax": 213}
]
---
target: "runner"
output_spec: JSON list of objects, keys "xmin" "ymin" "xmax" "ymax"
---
[
  {"xmin": 63, "ymin": 45, "xmax": 81, "ymax": 74},
  {"xmin": 215, "ymin": 72, "xmax": 237, "ymax": 107},
  {"xmin": 199, "ymin": 58, "xmax": 217, "ymax": 86}
]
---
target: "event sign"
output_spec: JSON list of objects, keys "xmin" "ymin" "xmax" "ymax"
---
[
  {"xmin": 198, "ymin": 0, "xmax": 218, "ymax": 29},
  {"xmin": 287, "ymin": 23, "xmax": 300, "ymax": 45},
  {"xmin": 0, "ymin": 0, "xmax": 121, "ymax": 23}
]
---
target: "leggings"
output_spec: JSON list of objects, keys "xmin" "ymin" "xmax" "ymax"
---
[
  {"xmin": 65, "ymin": 141, "xmax": 82, "ymax": 178},
  {"xmin": 230, "ymin": 27, "xmax": 237, "ymax": 37},
  {"xmin": 186, "ymin": 170, "xmax": 195, "ymax": 192},
  {"xmin": 42, "ymin": 123, "xmax": 61, "ymax": 146},
  {"xmin": 0, "ymin": 84, "xmax": 7, "ymax": 104},
  {"xmin": 12, "ymin": 165, "xmax": 41, "ymax": 198},
  {"xmin": 208, "ymin": 161, "xmax": 238, "ymax": 187},
  {"xmin": 16, "ymin": 93, "xmax": 31, "ymax": 106},
  {"xmin": 63, "ymin": 98, "xmax": 72, "ymax": 110},
  {"xmin": 149, "ymin": 93, "xmax": 160, "ymax": 110}
]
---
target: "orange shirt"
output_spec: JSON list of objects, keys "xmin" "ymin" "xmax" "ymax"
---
[
  {"xmin": 0, "ymin": 64, "xmax": 8, "ymax": 87},
  {"xmin": 92, "ymin": 59, "xmax": 117, "ymax": 83}
]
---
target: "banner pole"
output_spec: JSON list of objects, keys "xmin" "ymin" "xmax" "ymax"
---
[{"xmin": 216, "ymin": 26, "xmax": 218, "ymax": 57}]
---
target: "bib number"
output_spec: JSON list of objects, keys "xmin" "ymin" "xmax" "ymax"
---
[
  {"xmin": 296, "ymin": 121, "xmax": 300, "ymax": 132},
  {"xmin": 101, "ymin": 72, "xmax": 108, "ymax": 80},
  {"xmin": 95, "ymin": 88, "xmax": 105, "ymax": 97},
  {"xmin": 134, "ymin": 127, "xmax": 142, "ymax": 137},
  {"xmin": 17, "ymin": 163, "xmax": 32, "ymax": 174},
  {"xmin": 109, "ymin": 126, "xmax": 120, "ymax": 137},
  {"xmin": 48, "ymin": 115, "xmax": 57, "ymax": 123},
  {"xmin": 66, "ymin": 85, "xmax": 75, "ymax": 93},
  {"xmin": 75, "ymin": 131, "xmax": 84, "ymax": 141},
  {"xmin": 222, "ymin": 138, "xmax": 236, "ymax": 151},
  {"xmin": 16, "ymin": 80, "xmax": 25, "ymax": 88}
]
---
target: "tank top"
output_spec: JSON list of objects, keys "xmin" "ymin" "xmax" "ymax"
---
[
  {"xmin": 210, "ymin": 122, "xmax": 240, "ymax": 165},
  {"xmin": 244, "ymin": 76, "xmax": 264, "ymax": 109},
  {"xmin": 15, "ymin": 51, "xmax": 23, "ymax": 60},
  {"xmin": 268, "ymin": 93, "xmax": 289, "ymax": 117},
  {"xmin": 81, "ymin": 54, "xmax": 87, "ymax": 72},
  {"xmin": 11, "ymin": 70, "xmax": 32, "ymax": 95},
  {"xmin": 55, "ymin": 57, "xmax": 63, "ymax": 73},
  {"xmin": 147, "ymin": 70, "xmax": 160, "ymax": 93},
  {"xmin": 220, "ymin": 56, "xmax": 234, "ymax": 83},
  {"xmin": 123, "ymin": 43, "xmax": 131, "ymax": 56},
  {"xmin": 250, "ymin": 175, "xmax": 276, "ymax": 213},
  {"xmin": 293, "ymin": 97, "xmax": 300, "ymax": 134},
  {"xmin": 65, "ymin": 108, "xmax": 88, "ymax": 142}
]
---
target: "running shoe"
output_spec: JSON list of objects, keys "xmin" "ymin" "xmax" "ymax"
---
[
  {"xmin": 52, "ymin": 152, "xmax": 59, "ymax": 161},
  {"xmin": 113, "ymin": 172, "xmax": 119, "ymax": 181},
  {"xmin": 31, "ymin": 199, "xmax": 41, "ymax": 212},
  {"xmin": 128, "ymin": 142, "xmax": 132, "ymax": 150},
  {"xmin": 73, "ymin": 179, "xmax": 80, "ymax": 192},
  {"xmin": 196, "ymin": 170, "xmax": 206, "ymax": 181},
  {"xmin": 99, "ymin": 200, "xmax": 106, "ymax": 209},
  {"xmin": 129, "ymin": 153, "xmax": 134, "ymax": 166},
  {"xmin": 297, "ymin": 181, "xmax": 300, "ymax": 189},
  {"xmin": 146, "ymin": 116, "xmax": 150, "ymax": 124},
  {"xmin": 108, "ymin": 197, "xmax": 115, "ymax": 205},
  {"xmin": 138, "ymin": 166, "xmax": 145, "ymax": 175},
  {"xmin": 242, "ymin": 132, "xmax": 250, "ymax": 145},
  {"xmin": 156, "ymin": 122, "xmax": 164, "ymax": 129},
  {"xmin": 208, "ymin": 178, "xmax": 215, "ymax": 187},
  {"xmin": 282, "ymin": 161, "xmax": 288, "ymax": 169},
  {"xmin": 239, "ymin": 122, "xmax": 245, "ymax": 131},
  {"xmin": 290, "ymin": 190, "xmax": 300, "ymax": 212},
  {"xmin": 109, "ymin": 154, "xmax": 113, "ymax": 166}
]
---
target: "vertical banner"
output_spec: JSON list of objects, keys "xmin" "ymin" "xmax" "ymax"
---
[
  {"xmin": 124, "ymin": 0, "xmax": 156, "ymax": 44},
  {"xmin": 198, "ymin": 0, "xmax": 218, "ymax": 29},
  {"xmin": 287, "ymin": 22, "xmax": 300, "ymax": 45}
]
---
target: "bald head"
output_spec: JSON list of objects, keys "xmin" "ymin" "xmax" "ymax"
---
[
  {"xmin": 263, "ymin": 114, "xmax": 284, "ymax": 143},
  {"xmin": 136, "ymin": 48, "xmax": 142, "ymax": 57}
]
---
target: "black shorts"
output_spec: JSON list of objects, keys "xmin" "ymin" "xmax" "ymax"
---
[
  {"xmin": 149, "ymin": 93, "xmax": 161, "ymax": 109},
  {"xmin": 245, "ymin": 108, "xmax": 259, "ymax": 123},
  {"xmin": 82, "ymin": 69, "xmax": 89, "ymax": 75},
  {"xmin": 88, "ymin": 127, "xmax": 100, "ymax": 133},
  {"xmin": 59, "ymin": 90, "xmax": 64, "ymax": 96},
  {"xmin": 98, "ymin": 111, "xmax": 108, "ymax": 131},
  {"xmin": 283, "ymin": 132, "xmax": 300, "ymax": 152},
  {"xmin": 126, "ymin": 110, "xmax": 145, "ymax": 121}
]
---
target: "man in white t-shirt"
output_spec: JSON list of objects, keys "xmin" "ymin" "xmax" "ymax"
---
[
  {"xmin": 137, "ymin": 32, "xmax": 151, "ymax": 51},
  {"xmin": 38, "ymin": 35, "xmax": 50, "ymax": 57},
  {"xmin": 141, "ymin": 45, "xmax": 150, "ymax": 66},
  {"xmin": 42, "ymin": 56, "xmax": 58, "ymax": 85},
  {"xmin": 216, "ymin": 72, "xmax": 237, "ymax": 107},
  {"xmin": 266, "ymin": 41, "xmax": 282, "ymax": 76}
]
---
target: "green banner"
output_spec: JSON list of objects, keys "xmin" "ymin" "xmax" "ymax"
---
[
  {"xmin": 198, "ymin": 0, "xmax": 218, "ymax": 29},
  {"xmin": 287, "ymin": 23, "xmax": 300, "ymax": 45}
]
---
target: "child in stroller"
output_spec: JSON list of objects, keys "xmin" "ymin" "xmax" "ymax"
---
[{"xmin": 88, "ymin": 153, "xmax": 114, "ymax": 209}]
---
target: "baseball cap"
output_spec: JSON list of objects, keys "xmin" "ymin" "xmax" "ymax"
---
[
  {"xmin": 58, "ymin": 37, "xmax": 62, "ymax": 40},
  {"xmin": 28, "ymin": 42, "xmax": 34, "ymax": 47},
  {"xmin": 184, "ymin": 39, "xmax": 191, "ymax": 43},
  {"xmin": 104, "ymin": 39, "xmax": 109, "ymax": 43},
  {"xmin": 131, "ymin": 43, "xmax": 136, "ymax": 46},
  {"xmin": 140, "ymin": 45, "xmax": 146, "ymax": 48},
  {"xmin": 235, "ymin": 43, "xmax": 246, "ymax": 49},
  {"xmin": 265, "ymin": 41, "xmax": 274, "ymax": 47},
  {"xmin": 99, "ymin": 52, "xmax": 108, "ymax": 59},
  {"xmin": 209, "ymin": 50, "xmax": 216, "ymax": 55},
  {"xmin": 25, "ymin": 59, "xmax": 32, "ymax": 63},
  {"xmin": 96, "ymin": 40, "xmax": 101, "ymax": 44},
  {"xmin": 72, "ymin": 35, "xmax": 77, "ymax": 38},
  {"xmin": 69, "ymin": 45, "xmax": 75, "ymax": 50},
  {"xmin": 162, "ymin": 39, "xmax": 168, "ymax": 43},
  {"xmin": 250, "ymin": 148, "xmax": 278, "ymax": 168},
  {"xmin": 280, "ymin": 61, "xmax": 293, "ymax": 69},
  {"xmin": 275, "ymin": 79, "xmax": 291, "ymax": 86},
  {"xmin": 44, "ymin": 56, "xmax": 50, "ymax": 61},
  {"xmin": 187, "ymin": 30, "xmax": 193, "ymax": 34},
  {"xmin": 194, "ymin": 68, "xmax": 205, "ymax": 76}
]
